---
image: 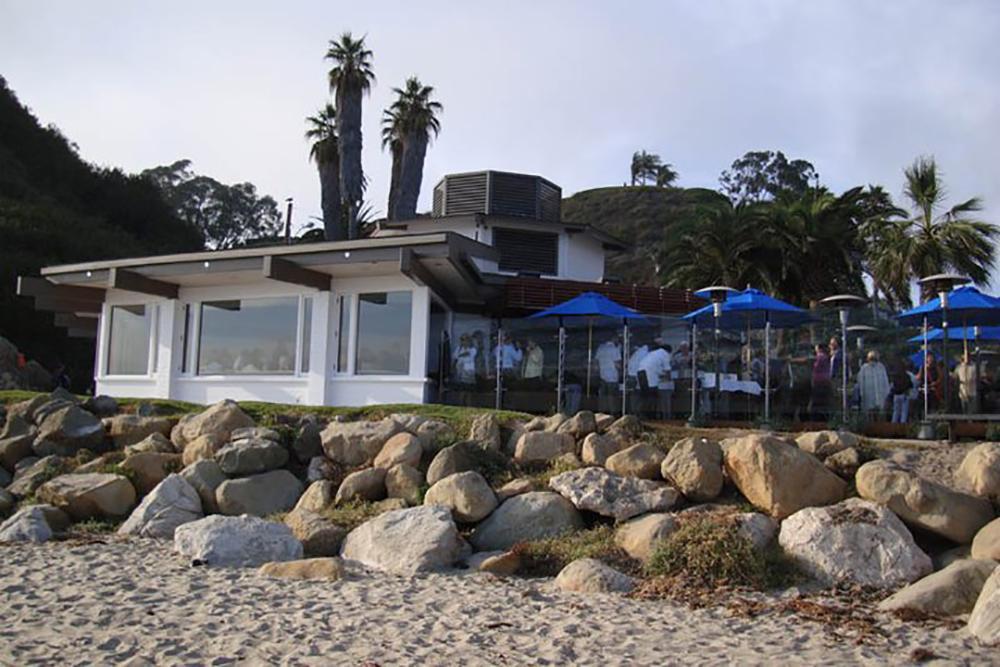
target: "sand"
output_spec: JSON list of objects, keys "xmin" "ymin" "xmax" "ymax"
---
[{"xmin": 0, "ymin": 538, "xmax": 993, "ymax": 666}]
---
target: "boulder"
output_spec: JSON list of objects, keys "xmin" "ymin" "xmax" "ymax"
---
[
  {"xmin": 31, "ymin": 397, "xmax": 77, "ymax": 426},
  {"xmin": 321, "ymin": 419, "xmax": 402, "ymax": 467},
  {"xmin": 230, "ymin": 426, "xmax": 280, "ymax": 443},
  {"xmin": 307, "ymin": 455, "xmax": 340, "ymax": 482},
  {"xmin": 795, "ymin": 430, "xmax": 858, "ymax": 458},
  {"xmin": 292, "ymin": 419, "xmax": 323, "ymax": 463},
  {"xmin": 122, "ymin": 452, "xmax": 182, "ymax": 496},
  {"xmin": 170, "ymin": 400, "xmax": 255, "ymax": 450},
  {"xmin": 855, "ymin": 460, "xmax": 994, "ymax": 544},
  {"xmin": 549, "ymin": 467, "xmax": 679, "ymax": 521},
  {"xmin": 778, "ymin": 498, "xmax": 932, "ymax": 588},
  {"xmin": 103, "ymin": 415, "xmax": 174, "ymax": 449},
  {"xmin": 36, "ymin": 473, "xmax": 136, "ymax": 520},
  {"xmin": 604, "ymin": 444, "xmax": 664, "ymax": 480},
  {"xmin": 385, "ymin": 463, "xmax": 423, "ymax": 506},
  {"xmin": 724, "ymin": 434, "xmax": 847, "ymax": 519},
  {"xmin": 214, "ymin": 438, "xmax": 288, "ymax": 476},
  {"xmin": 824, "ymin": 447, "xmax": 861, "ymax": 478},
  {"xmin": 474, "ymin": 550, "xmax": 522, "ymax": 576},
  {"xmin": 259, "ymin": 557, "xmax": 345, "ymax": 581},
  {"xmin": 732, "ymin": 512, "xmax": 779, "ymax": 550},
  {"xmin": 0, "ymin": 487, "xmax": 13, "ymax": 513},
  {"xmin": 373, "ymin": 432, "xmax": 423, "ymax": 470},
  {"xmin": 124, "ymin": 432, "xmax": 176, "ymax": 456},
  {"xmin": 542, "ymin": 413, "xmax": 569, "ymax": 432},
  {"xmin": 594, "ymin": 413, "xmax": 615, "ymax": 433},
  {"xmin": 6, "ymin": 455, "xmax": 64, "ymax": 497},
  {"xmin": 0, "ymin": 431, "xmax": 35, "ymax": 472},
  {"xmin": 424, "ymin": 471, "xmax": 497, "ymax": 523},
  {"xmin": 969, "ymin": 566, "xmax": 1000, "ymax": 644},
  {"xmin": 660, "ymin": 437, "xmax": 723, "ymax": 501},
  {"xmin": 554, "ymin": 558, "xmax": 634, "ymax": 594},
  {"xmin": 513, "ymin": 432, "xmax": 576, "ymax": 464},
  {"xmin": 82, "ymin": 395, "xmax": 119, "ymax": 418},
  {"xmin": 118, "ymin": 474, "xmax": 203, "ymax": 538},
  {"xmin": 181, "ymin": 434, "xmax": 224, "ymax": 466},
  {"xmin": 415, "ymin": 419, "xmax": 454, "ymax": 454},
  {"xmin": 468, "ymin": 413, "xmax": 502, "ymax": 452},
  {"xmin": 957, "ymin": 443, "xmax": 1000, "ymax": 501},
  {"xmin": 284, "ymin": 509, "xmax": 347, "ymax": 557},
  {"xmin": 607, "ymin": 414, "xmax": 642, "ymax": 439},
  {"xmin": 216, "ymin": 470, "xmax": 303, "ymax": 517},
  {"xmin": 972, "ymin": 518, "xmax": 1000, "ymax": 561},
  {"xmin": 0, "ymin": 504, "xmax": 69, "ymax": 542},
  {"xmin": 174, "ymin": 514, "xmax": 302, "ymax": 567},
  {"xmin": 879, "ymin": 559, "xmax": 998, "ymax": 617},
  {"xmin": 496, "ymin": 477, "xmax": 536, "ymax": 502},
  {"xmin": 294, "ymin": 480, "xmax": 336, "ymax": 513},
  {"xmin": 179, "ymin": 460, "xmax": 226, "ymax": 514},
  {"xmin": 470, "ymin": 491, "xmax": 583, "ymax": 551},
  {"xmin": 335, "ymin": 468, "xmax": 387, "ymax": 505},
  {"xmin": 340, "ymin": 505, "xmax": 466, "ymax": 575},
  {"xmin": 33, "ymin": 405, "xmax": 105, "ymax": 456},
  {"xmin": 580, "ymin": 432, "xmax": 624, "ymax": 466},
  {"xmin": 426, "ymin": 441, "xmax": 476, "ymax": 486},
  {"xmin": 389, "ymin": 412, "xmax": 428, "ymax": 433},
  {"xmin": 557, "ymin": 411, "xmax": 597, "ymax": 440},
  {"xmin": 614, "ymin": 513, "xmax": 678, "ymax": 561},
  {"xmin": 503, "ymin": 422, "xmax": 527, "ymax": 457}
]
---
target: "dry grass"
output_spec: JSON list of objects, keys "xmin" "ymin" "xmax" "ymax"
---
[{"xmin": 510, "ymin": 525, "xmax": 637, "ymax": 577}]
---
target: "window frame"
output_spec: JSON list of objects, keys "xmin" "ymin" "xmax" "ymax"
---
[
  {"xmin": 353, "ymin": 290, "xmax": 414, "ymax": 377},
  {"xmin": 102, "ymin": 302, "xmax": 157, "ymax": 379}
]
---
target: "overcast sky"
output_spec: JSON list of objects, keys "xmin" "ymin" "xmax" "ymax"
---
[{"xmin": 3, "ymin": 1, "xmax": 998, "ymax": 253}]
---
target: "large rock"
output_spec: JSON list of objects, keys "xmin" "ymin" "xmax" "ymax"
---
[
  {"xmin": 0, "ymin": 487, "xmax": 13, "ymax": 513},
  {"xmin": 181, "ymin": 434, "xmax": 224, "ymax": 466},
  {"xmin": 470, "ymin": 491, "xmax": 583, "ymax": 551},
  {"xmin": 216, "ymin": 470, "xmax": 303, "ymax": 517},
  {"xmin": 0, "ymin": 505, "xmax": 69, "ymax": 543},
  {"xmin": 259, "ymin": 557, "xmax": 345, "ymax": 581},
  {"xmin": 557, "ymin": 411, "xmax": 597, "ymax": 440},
  {"xmin": 104, "ymin": 415, "xmax": 174, "ymax": 449},
  {"xmin": 468, "ymin": 413, "xmax": 501, "ymax": 452},
  {"xmin": 878, "ymin": 559, "xmax": 998, "ymax": 617},
  {"xmin": 292, "ymin": 418, "xmax": 323, "ymax": 463},
  {"xmin": 415, "ymin": 419, "xmax": 454, "ymax": 454},
  {"xmin": 615, "ymin": 513, "xmax": 678, "ymax": 561},
  {"xmin": 6, "ymin": 455, "xmax": 64, "ymax": 497},
  {"xmin": 424, "ymin": 471, "xmax": 497, "ymax": 523},
  {"xmin": 607, "ymin": 414, "xmax": 642, "ymax": 439},
  {"xmin": 179, "ymin": 460, "xmax": 226, "ymax": 514},
  {"xmin": 214, "ymin": 438, "xmax": 288, "ymax": 476},
  {"xmin": 513, "ymin": 432, "xmax": 576, "ymax": 464},
  {"xmin": 36, "ymin": 473, "xmax": 136, "ymax": 520},
  {"xmin": 0, "ymin": 415, "xmax": 36, "ymax": 470},
  {"xmin": 969, "ymin": 566, "xmax": 1000, "ymax": 644},
  {"xmin": 555, "ymin": 558, "xmax": 634, "ymax": 594},
  {"xmin": 856, "ymin": 460, "xmax": 994, "ymax": 544},
  {"xmin": 340, "ymin": 505, "xmax": 466, "ymax": 575},
  {"xmin": 122, "ymin": 452, "xmax": 182, "ymax": 495},
  {"xmin": 385, "ymin": 463, "xmax": 423, "ymax": 506},
  {"xmin": 82, "ymin": 395, "xmax": 118, "ymax": 418},
  {"xmin": 306, "ymin": 455, "xmax": 340, "ymax": 482},
  {"xmin": 426, "ymin": 441, "xmax": 476, "ymax": 486},
  {"xmin": 171, "ymin": 400, "xmax": 255, "ymax": 450},
  {"xmin": 334, "ymin": 467, "xmax": 386, "ymax": 504},
  {"xmin": 118, "ymin": 474, "xmax": 203, "ymax": 538},
  {"xmin": 284, "ymin": 508, "xmax": 347, "ymax": 557},
  {"xmin": 972, "ymin": 518, "xmax": 1000, "ymax": 560},
  {"xmin": 321, "ymin": 419, "xmax": 402, "ymax": 467},
  {"xmin": 33, "ymin": 405, "xmax": 105, "ymax": 456},
  {"xmin": 795, "ymin": 430, "xmax": 858, "ymax": 458},
  {"xmin": 824, "ymin": 447, "xmax": 861, "ymax": 479},
  {"xmin": 778, "ymin": 498, "xmax": 932, "ymax": 588},
  {"xmin": 124, "ymin": 432, "xmax": 176, "ymax": 456},
  {"xmin": 548, "ymin": 467, "xmax": 679, "ymax": 521},
  {"xmin": 957, "ymin": 443, "xmax": 1000, "ymax": 501},
  {"xmin": 294, "ymin": 480, "xmax": 336, "ymax": 513},
  {"xmin": 373, "ymin": 432, "xmax": 423, "ymax": 470},
  {"xmin": 660, "ymin": 437, "xmax": 723, "ymax": 501},
  {"xmin": 724, "ymin": 434, "xmax": 847, "ymax": 519},
  {"xmin": 496, "ymin": 477, "xmax": 536, "ymax": 501},
  {"xmin": 580, "ymin": 432, "xmax": 624, "ymax": 466},
  {"xmin": 174, "ymin": 514, "xmax": 302, "ymax": 567},
  {"xmin": 604, "ymin": 444, "xmax": 664, "ymax": 480},
  {"xmin": 230, "ymin": 426, "xmax": 280, "ymax": 443}
]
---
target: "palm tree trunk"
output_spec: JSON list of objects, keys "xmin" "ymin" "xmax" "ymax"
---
[
  {"xmin": 336, "ymin": 88, "xmax": 364, "ymax": 239},
  {"xmin": 395, "ymin": 132, "xmax": 428, "ymax": 220},
  {"xmin": 319, "ymin": 157, "xmax": 343, "ymax": 240},
  {"xmin": 387, "ymin": 141, "xmax": 402, "ymax": 220}
]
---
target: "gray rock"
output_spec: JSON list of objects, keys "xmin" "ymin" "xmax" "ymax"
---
[
  {"xmin": 294, "ymin": 480, "xmax": 336, "ymax": 513},
  {"xmin": 118, "ymin": 474, "xmax": 203, "ymax": 539},
  {"xmin": 0, "ymin": 487, "xmax": 13, "ymax": 513},
  {"xmin": 230, "ymin": 426, "xmax": 280, "ymax": 443},
  {"xmin": 124, "ymin": 432, "xmax": 176, "ymax": 455},
  {"xmin": 321, "ymin": 419, "xmax": 402, "ymax": 467},
  {"xmin": 82, "ymin": 395, "xmax": 119, "ymax": 418},
  {"xmin": 470, "ymin": 491, "xmax": 583, "ymax": 551},
  {"xmin": 340, "ymin": 505, "xmax": 466, "ymax": 575},
  {"xmin": 513, "ymin": 432, "xmax": 576, "ymax": 464},
  {"xmin": 33, "ymin": 405, "xmax": 105, "ymax": 456},
  {"xmin": 7, "ymin": 455, "xmax": 62, "ymax": 497},
  {"xmin": 0, "ymin": 415, "xmax": 36, "ymax": 470},
  {"xmin": 216, "ymin": 470, "xmax": 303, "ymax": 517},
  {"xmin": 103, "ymin": 415, "xmax": 174, "ymax": 449},
  {"xmin": 556, "ymin": 411, "xmax": 597, "ymax": 440},
  {"xmin": 426, "ymin": 441, "xmax": 476, "ymax": 486},
  {"xmin": 660, "ymin": 437, "xmax": 723, "ymax": 501},
  {"xmin": 615, "ymin": 513, "xmax": 679, "ymax": 561},
  {"xmin": 549, "ymin": 467, "xmax": 679, "ymax": 521},
  {"xmin": 284, "ymin": 508, "xmax": 347, "ymax": 557},
  {"xmin": 174, "ymin": 514, "xmax": 303, "ymax": 567},
  {"xmin": 214, "ymin": 438, "xmax": 288, "ymax": 475},
  {"xmin": 373, "ymin": 432, "xmax": 423, "ymax": 469},
  {"xmin": 969, "ymin": 566, "xmax": 1000, "ymax": 644},
  {"xmin": 334, "ymin": 467, "xmax": 386, "ymax": 504},
  {"xmin": 424, "ymin": 471, "xmax": 497, "ymax": 523},
  {"xmin": 468, "ymin": 413, "xmax": 502, "ymax": 452},
  {"xmin": 415, "ymin": 419, "xmax": 454, "ymax": 454},
  {"xmin": 555, "ymin": 558, "xmax": 634, "ymax": 593},
  {"xmin": 180, "ymin": 459, "xmax": 226, "ymax": 514},
  {"xmin": 0, "ymin": 504, "xmax": 69, "ymax": 543},
  {"xmin": 385, "ymin": 463, "xmax": 424, "ymax": 506},
  {"xmin": 292, "ymin": 419, "xmax": 323, "ymax": 463},
  {"xmin": 879, "ymin": 559, "xmax": 998, "ymax": 616},
  {"xmin": 605, "ymin": 444, "xmax": 665, "ymax": 480},
  {"xmin": 306, "ymin": 455, "xmax": 339, "ymax": 482},
  {"xmin": 171, "ymin": 400, "xmax": 255, "ymax": 451},
  {"xmin": 36, "ymin": 472, "xmax": 136, "ymax": 520}
]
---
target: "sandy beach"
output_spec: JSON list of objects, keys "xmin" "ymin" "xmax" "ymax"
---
[{"xmin": 0, "ymin": 538, "xmax": 993, "ymax": 666}]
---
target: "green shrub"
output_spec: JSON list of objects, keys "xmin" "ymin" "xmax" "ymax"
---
[
  {"xmin": 986, "ymin": 423, "xmax": 1000, "ymax": 442},
  {"xmin": 510, "ymin": 525, "xmax": 635, "ymax": 577},
  {"xmin": 68, "ymin": 517, "xmax": 122, "ymax": 535},
  {"xmin": 319, "ymin": 500, "xmax": 387, "ymax": 531}
]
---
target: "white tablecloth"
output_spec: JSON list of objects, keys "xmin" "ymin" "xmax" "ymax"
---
[{"xmin": 697, "ymin": 372, "xmax": 762, "ymax": 396}]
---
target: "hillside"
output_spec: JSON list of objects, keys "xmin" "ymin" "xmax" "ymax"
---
[
  {"xmin": 0, "ymin": 76, "xmax": 203, "ymax": 390},
  {"xmin": 561, "ymin": 185, "xmax": 726, "ymax": 285}
]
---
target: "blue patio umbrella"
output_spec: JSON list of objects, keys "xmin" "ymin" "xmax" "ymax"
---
[
  {"xmin": 907, "ymin": 326, "xmax": 1000, "ymax": 343},
  {"xmin": 682, "ymin": 288, "xmax": 812, "ymax": 423},
  {"xmin": 528, "ymin": 292, "xmax": 648, "ymax": 414}
]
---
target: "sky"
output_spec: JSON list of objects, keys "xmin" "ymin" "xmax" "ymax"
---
[{"xmin": 2, "ymin": 0, "xmax": 999, "ymax": 256}]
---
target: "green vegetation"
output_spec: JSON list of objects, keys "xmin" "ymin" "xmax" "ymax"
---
[
  {"xmin": 319, "ymin": 500, "xmax": 387, "ymax": 531},
  {"xmin": 510, "ymin": 525, "xmax": 635, "ymax": 577},
  {"xmin": 67, "ymin": 517, "xmax": 122, "ymax": 536}
]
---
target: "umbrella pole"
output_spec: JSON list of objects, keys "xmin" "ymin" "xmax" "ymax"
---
[
  {"xmin": 942, "ymin": 307, "xmax": 950, "ymax": 411},
  {"xmin": 689, "ymin": 322, "xmax": 697, "ymax": 424},
  {"xmin": 975, "ymin": 325, "xmax": 981, "ymax": 413},
  {"xmin": 621, "ymin": 321, "xmax": 629, "ymax": 416},
  {"xmin": 557, "ymin": 319, "xmax": 565, "ymax": 414},
  {"xmin": 764, "ymin": 316, "xmax": 771, "ymax": 426},
  {"xmin": 495, "ymin": 321, "xmax": 503, "ymax": 411},
  {"xmin": 917, "ymin": 316, "xmax": 935, "ymax": 439},
  {"xmin": 586, "ymin": 318, "xmax": 593, "ymax": 399}
]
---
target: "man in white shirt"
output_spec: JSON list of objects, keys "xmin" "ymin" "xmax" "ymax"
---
[
  {"xmin": 627, "ymin": 342, "xmax": 650, "ymax": 413},
  {"xmin": 594, "ymin": 334, "xmax": 622, "ymax": 413},
  {"xmin": 638, "ymin": 340, "xmax": 673, "ymax": 419},
  {"xmin": 493, "ymin": 334, "xmax": 523, "ymax": 376}
]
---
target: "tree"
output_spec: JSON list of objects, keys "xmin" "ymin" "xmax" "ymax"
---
[
  {"xmin": 305, "ymin": 104, "xmax": 343, "ymax": 240},
  {"xmin": 381, "ymin": 107, "xmax": 403, "ymax": 220},
  {"xmin": 655, "ymin": 163, "xmax": 679, "ymax": 188},
  {"xmin": 386, "ymin": 77, "xmax": 442, "ymax": 220},
  {"xmin": 326, "ymin": 32, "xmax": 375, "ymax": 239},
  {"xmin": 719, "ymin": 150, "xmax": 818, "ymax": 204},
  {"xmin": 142, "ymin": 160, "xmax": 283, "ymax": 249},
  {"xmin": 630, "ymin": 150, "xmax": 661, "ymax": 186}
]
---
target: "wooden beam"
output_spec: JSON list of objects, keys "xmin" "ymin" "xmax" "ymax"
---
[
  {"xmin": 108, "ymin": 267, "xmax": 178, "ymax": 299},
  {"xmin": 400, "ymin": 249, "xmax": 456, "ymax": 309},
  {"xmin": 262, "ymin": 256, "xmax": 330, "ymax": 291},
  {"xmin": 54, "ymin": 313, "xmax": 98, "ymax": 331},
  {"xmin": 32, "ymin": 296, "xmax": 102, "ymax": 314},
  {"xmin": 17, "ymin": 276, "xmax": 104, "ymax": 302}
]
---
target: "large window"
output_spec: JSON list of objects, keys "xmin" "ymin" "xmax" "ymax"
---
[
  {"xmin": 493, "ymin": 227, "xmax": 558, "ymax": 275},
  {"xmin": 356, "ymin": 291, "xmax": 412, "ymax": 375},
  {"xmin": 198, "ymin": 297, "xmax": 298, "ymax": 375},
  {"xmin": 106, "ymin": 304, "xmax": 152, "ymax": 375}
]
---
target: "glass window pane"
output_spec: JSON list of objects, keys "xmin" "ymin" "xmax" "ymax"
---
[
  {"xmin": 356, "ymin": 291, "xmax": 411, "ymax": 375},
  {"xmin": 337, "ymin": 296, "xmax": 350, "ymax": 372},
  {"xmin": 107, "ymin": 305, "xmax": 150, "ymax": 375},
  {"xmin": 198, "ymin": 297, "xmax": 298, "ymax": 375},
  {"xmin": 300, "ymin": 297, "xmax": 312, "ymax": 373}
]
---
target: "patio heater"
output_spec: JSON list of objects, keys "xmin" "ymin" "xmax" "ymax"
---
[
  {"xmin": 819, "ymin": 294, "xmax": 868, "ymax": 424},
  {"xmin": 694, "ymin": 286, "xmax": 737, "ymax": 419},
  {"xmin": 847, "ymin": 325, "xmax": 878, "ymax": 356},
  {"xmin": 918, "ymin": 274, "xmax": 970, "ymax": 415}
]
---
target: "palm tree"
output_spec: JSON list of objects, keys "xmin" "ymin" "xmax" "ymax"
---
[
  {"xmin": 326, "ymin": 32, "xmax": 375, "ymax": 239},
  {"xmin": 304, "ymin": 104, "xmax": 342, "ymax": 240},
  {"xmin": 630, "ymin": 150, "xmax": 661, "ymax": 186},
  {"xmin": 388, "ymin": 77, "xmax": 443, "ymax": 220},
  {"xmin": 381, "ymin": 107, "xmax": 403, "ymax": 220},
  {"xmin": 655, "ymin": 163, "xmax": 679, "ymax": 188}
]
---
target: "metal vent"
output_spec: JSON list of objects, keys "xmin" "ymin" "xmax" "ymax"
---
[
  {"xmin": 432, "ymin": 186, "xmax": 444, "ymax": 217},
  {"xmin": 430, "ymin": 171, "xmax": 561, "ymax": 221},
  {"xmin": 443, "ymin": 172, "xmax": 488, "ymax": 215},
  {"xmin": 493, "ymin": 227, "xmax": 558, "ymax": 275}
]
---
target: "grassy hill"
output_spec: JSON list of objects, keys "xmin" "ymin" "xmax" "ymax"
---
[{"xmin": 561, "ymin": 185, "xmax": 726, "ymax": 285}]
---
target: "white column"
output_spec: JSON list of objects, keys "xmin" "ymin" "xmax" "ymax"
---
[
  {"xmin": 307, "ymin": 292, "xmax": 332, "ymax": 406},
  {"xmin": 409, "ymin": 286, "xmax": 431, "ymax": 403},
  {"xmin": 153, "ymin": 300, "xmax": 177, "ymax": 399}
]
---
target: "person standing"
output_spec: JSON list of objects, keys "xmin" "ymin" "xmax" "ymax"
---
[
  {"xmin": 917, "ymin": 351, "xmax": 942, "ymax": 412},
  {"xmin": 627, "ymin": 340, "xmax": 650, "ymax": 414},
  {"xmin": 522, "ymin": 338, "xmax": 544, "ymax": 386},
  {"xmin": 857, "ymin": 351, "xmax": 891, "ymax": 420},
  {"xmin": 594, "ymin": 334, "xmax": 622, "ymax": 414},
  {"xmin": 494, "ymin": 333, "xmax": 523, "ymax": 378},
  {"xmin": 453, "ymin": 334, "xmax": 478, "ymax": 406},
  {"xmin": 953, "ymin": 351, "xmax": 978, "ymax": 414},
  {"xmin": 639, "ymin": 341, "xmax": 673, "ymax": 419},
  {"xmin": 890, "ymin": 359, "xmax": 913, "ymax": 424},
  {"xmin": 810, "ymin": 343, "xmax": 832, "ymax": 421}
]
